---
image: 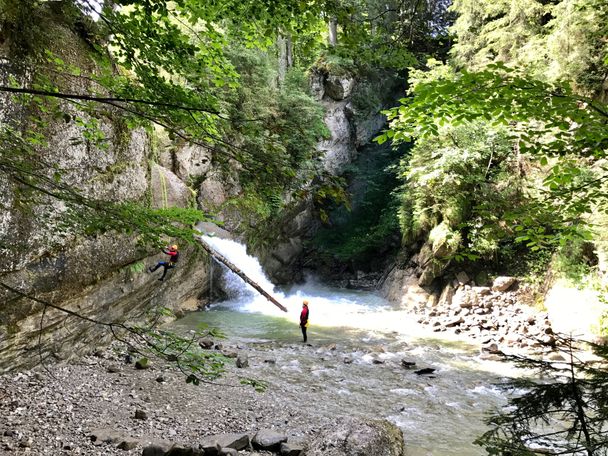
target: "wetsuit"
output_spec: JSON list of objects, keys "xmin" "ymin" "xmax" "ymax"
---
[
  {"xmin": 300, "ymin": 305, "xmax": 309, "ymax": 342},
  {"xmin": 149, "ymin": 249, "xmax": 180, "ymax": 281}
]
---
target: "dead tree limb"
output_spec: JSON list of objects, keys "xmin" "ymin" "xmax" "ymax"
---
[{"xmin": 196, "ymin": 237, "xmax": 288, "ymax": 312}]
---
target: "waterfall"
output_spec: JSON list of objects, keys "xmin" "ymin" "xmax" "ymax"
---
[
  {"xmin": 202, "ymin": 235, "xmax": 282, "ymax": 301},
  {"xmin": 201, "ymin": 235, "xmax": 403, "ymax": 329}
]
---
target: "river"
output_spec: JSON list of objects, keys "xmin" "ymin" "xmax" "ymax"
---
[{"xmin": 173, "ymin": 236, "xmax": 518, "ymax": 455}]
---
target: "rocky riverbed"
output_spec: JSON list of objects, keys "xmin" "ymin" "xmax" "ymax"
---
[
  {"xmin": 0, "ymin": 341, "xmax": 407, "ymax": 456},
  {"xmin": 0, "ymin": 277, "xmax": 576, "ymax": 456}
]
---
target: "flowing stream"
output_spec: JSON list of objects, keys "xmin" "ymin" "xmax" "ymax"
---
[{"xmin": 174, "ymin": 236, "xmax": 519, "ymax": 455}]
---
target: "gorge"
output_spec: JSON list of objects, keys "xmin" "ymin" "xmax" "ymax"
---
[{"xmin": 1, "ymin": 0, "xmax": 608, "ymax": 455}]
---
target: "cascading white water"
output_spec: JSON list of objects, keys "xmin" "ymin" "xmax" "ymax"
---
[
  {"xmin": 202, "ymin": 235, "xmax": 280, "ymax": 300},
  {"xmin": 201, "ymin": 235, "xmax": 431, "ymax": 335}
]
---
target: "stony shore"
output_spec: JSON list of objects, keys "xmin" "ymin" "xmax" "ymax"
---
[
  {"xmin": 0, "ymin": 337, "xmax": 411, "ymax": 456},
  {"xmin": 0, "ymin": 343, "xmax": 323, "ymax": 456}
]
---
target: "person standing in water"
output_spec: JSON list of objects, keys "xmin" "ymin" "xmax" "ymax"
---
[{"xmin": 300, "ymin": 300, "xmax": 309, "ymax": 342}]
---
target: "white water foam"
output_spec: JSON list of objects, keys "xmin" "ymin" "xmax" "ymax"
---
[{"xmin": 202, "ymin": 235, "xmax": 409, "ymax": 332}]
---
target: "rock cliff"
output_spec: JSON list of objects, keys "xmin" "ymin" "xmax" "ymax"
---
[
  {"xmin": 0, "ymin": 25, "xmax": 217, "ymax": 371},
  {"xmin": 257, "ymin": 67, "xmax": 403, "ymax": 283}
]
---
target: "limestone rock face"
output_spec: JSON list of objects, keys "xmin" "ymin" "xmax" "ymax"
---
[
  {"xmin": 259, "ymin": 69, "xmax": 403, "ymax": 284},
  {"xmin": 324, "ymin": 74, "xmax": 356, "ymax": 101},
  {"xmin": 306, "ymin": 419, "xmax": 405, "ymax": 456},
  {"xmin": 317, "ymin": 100, "xmax": 355, "ymax": 174},
  {"xmin": 151, "ymin": 164, "xmax": 193, "ymax": 209},
  {"xmin": 309, "ymin": 69, "xmax": 325, "ymax": 100},
  {"xmin": 0, "ymin": 25, "xmax": 214, "ymax": 371},
  {"xmin": 173, "ymin": 143, "xmax": 212, "ymax": 182},
  {"xmin": 381, "ymin": 268, "xmax": 431, "ymax": 312}
]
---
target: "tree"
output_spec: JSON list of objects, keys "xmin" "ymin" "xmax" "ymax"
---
[
  {"xmin": 449, "ymin": 0, "xmax": 608, "ymax": 100},
  {"xmin": 476, "ymin": 335, "xmax": 608, "ymax": 456},
  {"xmin": 380, "ymin": 61, "xmax": 608, "ymax": 249}
]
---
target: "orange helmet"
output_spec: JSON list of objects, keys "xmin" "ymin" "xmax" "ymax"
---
[
  {"xmin": 303, "ymin": 300, "xmax": 309, "ymax": 306},
  {"xmin": 170, "ymin": 244, "xmax": 178, "ymax": 251}
]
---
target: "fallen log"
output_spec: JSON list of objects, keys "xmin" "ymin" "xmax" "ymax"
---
[{"xmin": 196, "ymin": 237, "xmax": 288, "ymax": 313}]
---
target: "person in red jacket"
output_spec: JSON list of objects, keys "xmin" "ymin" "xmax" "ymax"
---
[
  {"xmin": 148, "ymin": 244, "xmax": 180, "ymax": 281},
  {"xmin": 300, "ymin": 300, "xmax": 309, "ymax": 343}
]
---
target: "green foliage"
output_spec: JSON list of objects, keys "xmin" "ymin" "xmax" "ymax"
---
[
  {"xmin": 312, "ymin": 143, "xmax": 402, "ymax": 264},
  {"xmin": 313, "ymin": 52, "xmax": 356, "ymax": 76},
  {"xmin": 396, "ymin": 119, "xmax": 528, "ymax": 261},
  {"xmin": 475, "ymin": 336, "xmax": 608, "ymax": 456},
  {"xmin": 128, "ymin": 261, "xmax": 146, "ymax": 273},
  {"xmin": 239, "ymin": 377, "xmax": 268, "ymax": 392},
  {"xmin": 217, "ymin": 46, "xmax": 328, "ymax": 218},
  {"xmin": 130, "ymin": 324, "xmax": 228, "ymax": 383},
  {"xmin": 330, "ymin": 0, "xmax": 452, "ymax": 70},
  {"xmin": 382, "ymin": 61, "xmax": 608, "ymax": 251},
  {"xmin": 553, "ymin": 238, "xmax": 598, "ymax": 285},
  {"xmin": 449, "ymin": 0, "xmax": 608, "ymax": 99}
]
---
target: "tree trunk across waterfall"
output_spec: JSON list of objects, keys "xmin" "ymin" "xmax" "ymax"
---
[{"xmin": 196, "ymin": 237, "xmax": 288, "ymax": 312}]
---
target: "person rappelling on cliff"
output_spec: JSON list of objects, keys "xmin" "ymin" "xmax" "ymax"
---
[
  {"xmin": 300, "ymin": 300, "xmax": 309, "ymax": 343},
  {"xmin": 148, "ymin": 244, "xmax": 179, "ymax": 281}
]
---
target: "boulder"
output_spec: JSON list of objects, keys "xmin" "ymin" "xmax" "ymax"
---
[
  {"xmin": 198, "ymin": 338, "xmax": 214, "ymax": 349},
  {"xmin": 134, "ymin": 409, "xmax": 148, "ymax": 420},
  {"xmin": 90, "ymin": 429, "xmax": 125, "ymax": 446},
  {"xmin": 252, "ymin": 429, "xmax": 288, "ymax": 451},
  {"xmin": 236, "ymin": 354, "xmax": 249, "ymax": 368},
  {"xmin": 444, "ymin": 316, "xmax": 464, "ymax": 328},
  {"xmin": 135, "ymin": 358, "xmax": 150, "ymax": 370},
  {"xmin": 221, "ymin": 350, "xmax": 238, "ymax": 359},
  {"xmin": 452, "ymin": 287, "xmax": 478, "ymax": 309},
  {"xmin": 437, "ymin": 283, "xmax": 455, "ymax": 308},
  {"xmin": 280, "ymin": 441, "xmax": 305, "ymax": 456},
  {"xmin": 117, "ymin": 439, "xmax": 139, "ymax": 450},
  {"xmin": 492, "ymin": 276, "xmax": 517, "ymax": 292},
  {"xmin": 400, "ymin": 360, "xmax": 416, "ymax": 369},
  {"xmin": 306, "ymin": 418, "xmax": 405, "ymax": 456},
  {"xmin": 455, "ymin": 271, "xmax": 470, "ymax": 285},
  {"xmin": 200, "ymin": 433, "xmax": 250, "ymax": 454},
  {"xmin": 142, "ymin": 443, "xmax": 172, "ymax": 456},
  {"xmin": 165, "ymin": 446, "xmax": 203, "ymax": 456}
]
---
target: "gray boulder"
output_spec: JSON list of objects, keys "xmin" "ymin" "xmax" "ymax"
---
[
  {"xmin": 236, "ymin": 354, "xmax": 249, "ymax": 368},
  {"xmin": 117, "ymin": 439, "xmax": 139, "ymax": 450},
  {"xmin": 280, "ymin": 441, "xmax": 305, "ymax": 456},
  {"xmin": 200, "ymin": 433, "xmax": 250, "ymax": 455},
  {"xmin": 252, "ymin": 429, "xmax": 288, "ymax": 451},
  {"xmin": 165, "ymin": 446, "xmax": 203, "ymax": 456},
  {"xmin": 90, "ymin": 429, "xmax": 125, "ymax": 446},
  {"xmin": 142, "ymin": 443, "xmax": 172, "ymax": 456},
  {"xmin": 306, "ymin": 418, "xmax": 405, "ymax": 456},
  {"xmin": 198, "ymin": 338, "xmax": 214, "ymax": 349},
  {"xmin": 492, "ymin": 276, "xmax": 517, "ymax": 292}
]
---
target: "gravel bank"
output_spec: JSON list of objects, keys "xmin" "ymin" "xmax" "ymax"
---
[{"xmin": 0, "ymin": 343, "xmax": 327, "ymax": 455}]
